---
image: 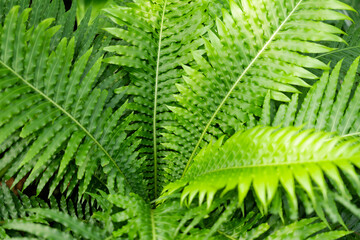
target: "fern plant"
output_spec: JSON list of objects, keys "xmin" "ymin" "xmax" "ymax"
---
[{"xmin": 1, "ymin": 0, "xmax": 360, "ymax": 239}]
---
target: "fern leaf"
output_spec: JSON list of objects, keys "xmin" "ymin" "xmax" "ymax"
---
[
  {"xmin": 266, "ymin": 218, "xmax": 349, "ymax": 240},
  {"xmin": 3, "ymin": 221, "xmax": 74, "ymax": 240},
  {"xmin": 0, "ymin": 184, "xmax": 95, "ymax": 223},
  {"xmin": 327, "ymin": 57, "xmax": 359, "ymax": 132},
  {"xmin": 164, "ymin": 0, "xmax": 353, "ymax": 180},
  {"xmin": 2, "ymin": 185, "xmax": 351, "ymax": 239},
  {"xmin": 315, "ymin": 61, "xmax": 343, "ymax": 131},
  {"xmin": 0, "ymin": 5, "xmax": 145, "ymax": 198},
  {"xmin": 294, "ymin": 68, "xmax": 330, "ymax": 128},
  {"xmin": 217, "ymin": 216, "xmax": 350, "ymax": 240},
  {"xmin": 105, "ymin": 193, "xmax": 182, "ymax": 239},
  {"xmin": 271, "ymin": 57, "xmax": 360, "ymax": 137},
  {"xmin": 162, "ymin": 126, "xmax": 360, "ymax": 222},
  {"xmin": 104, "ymin": 0, "xmax": 216, "ymax": 198},
  {"xmin": 28, "ymin": 208, "xmax": 104, "ymax": 239},
  {"xmin": 260, "ymin": 91, "xmax": 272, "ymax": 126}
]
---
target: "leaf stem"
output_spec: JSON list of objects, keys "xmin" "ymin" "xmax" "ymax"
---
[
  {"xmin": 153, "ymin": 0, "xmax": 167, "ymax": 200},
  {"xmin": 150, "ymin": 209, "xmax": 157, "ymax": 240}
]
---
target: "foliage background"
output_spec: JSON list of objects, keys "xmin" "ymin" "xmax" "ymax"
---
[{"xmin": 1, "ymin": 0, "xmax": 360, "ymax": 239}]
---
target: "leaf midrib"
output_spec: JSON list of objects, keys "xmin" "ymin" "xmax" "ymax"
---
[
  {"xmin": 185, "ymin": 155, "xmax": 360, "ymax": 180},
  {"xmin": 150, "ymin": 209, "xmax": 157, "ymax": 240},
  {"xmin": 182, "ymin": 0, "xmax": 304, "ymax": 176},
  {"xmin": 153, "ymin": 0, "xmax": 168, "ymax": 200},
  {"xmin": 0, "ymin": 59, "xmax": 130, "ymax": 188}
]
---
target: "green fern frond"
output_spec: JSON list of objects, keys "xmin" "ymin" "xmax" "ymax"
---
[
  {"xmin": 106, "ymin": 193, "xmax": 181, "ymax": 239},
  {"xmin": 60, "ymin": 191, "xmax": 185, "ymax": 239},
  {"xmin": 265, "ymin": 218, "xmax": 349, "ymax": 240},
  {"xmin": 164, "ymin": 0, "xmax": 354, "ymax": 180},
  {"xmin": 0, "ymin": 0, "xmax": 106, "ymax": 60},
  {"xmin": 28, "ymin": 208, "xmax": 104, "ymax": 239},
  {"xmin": 0, "ymin": 5, "xmax": 145, "ymax": 198},
  {"xmin": 0, "ymin": 184, "xmax": 105, "ymax": 239},
  {"xmin": 2, "ymin": 0, "xmax": 360, "ymax": 239},
  {"xmin": 216, "ymin": 217, "xmax": 350, "ymax": 240},
  {"xmin": 337, "ymin": 196, "xmax": 360, "ymax": 239},
  {"xmin": 268, "ymin": 57, "xmax": 360, "ymax": 136},
  {"xmin": 1, "ymin": 185, "xmax": 352, "ymax": 239},
  {"xmin": 104, "ymin": 0, "xmax": 216, "ymax": 198},
  {"xmin": 3, "ymin": 221, "xmax": 75, "ymax": 240},
  {"xmin": 0, "ymin": 0, "xmax": 68, "ymax": 29},
  {"xmin": 0, "ymin": 184, "xmax": 94, "ymax": 223},
  {"xmin": 162, "ymin": 126, "xmax": 360, "ymax": 222},
  {"xmin": 89, "ymin": 190, "xmax": 229, "ymax": 239}
]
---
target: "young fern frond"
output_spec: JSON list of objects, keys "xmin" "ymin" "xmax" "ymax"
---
[
  {"xmin": 163, "ymin": 126, "xmax": 360, "ymax": 223},
  {"xmin": 0, "ymin": 5, "xmax": 145, "ymax": 198},
  {"xmin": 163, "ymin": 0, "xmax": 354, "ymax": 179},
  {"xmin": 103, "ymin": 0, "xmax": 217, "ymax": 198}
]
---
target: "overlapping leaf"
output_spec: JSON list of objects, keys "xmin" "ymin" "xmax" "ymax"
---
[
  {"xmin": 1, "ymin": 0, "xmax": 360, "ymax": 239},
  {"xmin": 216, "ymin": 217, "xmax": 350, "ymax": 240},
  {"xmin": 104, "ymin": 0, "xmax": 220, "ymax": 198},
  {"xmin": 163, "ymin": 126, "xmax": 360, "ymax": 224},
  {"xmin": 164, "ymin": 0, "xmax": 354, "ymax": 181},
  {"xmin": 266, "ymin": 57, "xmax": 360, "ymax": 135},
  {"xmin": 1, "ymin": 188, "xmax": 350, "ymax": 239},
  {"xmin": 317, "ymin": 30, "xmax": 360, "ymax": 75},
  {"xmin": 0, "ymin": 5, "xmax": 145, "ymax": 198},
  {"xmin": 0, "ymin": 184, "xmax": 95, "ymax": 226}
]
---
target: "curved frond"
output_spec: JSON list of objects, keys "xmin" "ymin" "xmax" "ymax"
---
[
  {"xmin": 0, "ymin": 5, "xmax": 145, "ymax": 198},
  {"xmin": 163, "ymin": 126, "xmax": 360, "ymax": 223},
  {"xmin": 164, "ymin": 0, "xmax": 354, "ymax": 179}
]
